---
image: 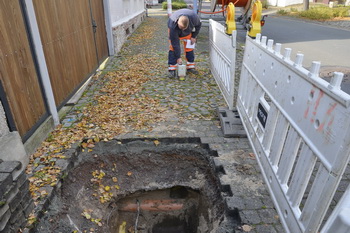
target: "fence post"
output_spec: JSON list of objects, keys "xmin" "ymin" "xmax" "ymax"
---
[
  {"xmin": 103, "ymin": 0, "xmax": 115, "ymax": 56},
  {"xmin": 167, "ymin": 0, "xmax": 172, "ymax": 16},
  {"xmin": 193, "ymin": 0, "xmax": 198, "ymax": 13},
  {"xmin": 23, "ymin": 0, "xmax": 59, "ymax": 126}
]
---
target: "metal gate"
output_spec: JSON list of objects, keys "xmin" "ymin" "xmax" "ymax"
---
[
  {"xmin": 90, "ymin": 0, "xmax": 109, "ymax": 64},
  {"xmin": 236, "ymin": 34, "xmax": 350, "ymax": 232},
  {"xmin": 209, "ymin": 19, "xmax": 236, "ymax": 110}
]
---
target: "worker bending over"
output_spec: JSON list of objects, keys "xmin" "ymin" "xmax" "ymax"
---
[{"xmin": 167, "ymin": 9, "xmax": 202, "ymax": 78}]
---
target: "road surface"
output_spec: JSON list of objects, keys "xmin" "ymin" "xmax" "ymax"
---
[{"xmin": 261, "ymin": 16, "xmax": 350, "ymax": 68}]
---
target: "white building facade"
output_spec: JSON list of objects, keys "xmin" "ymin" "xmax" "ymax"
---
[
  {"xmin": 267, "ymin": 0, "xmax": 313, "ymax": 7},
  {"xmin": 104, "ymin": 0, "xmax": 147, "ymax": 55}
]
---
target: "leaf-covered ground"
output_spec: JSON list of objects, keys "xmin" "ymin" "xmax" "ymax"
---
[{"xmin": 26, "ymin": 7, "xmax": 226, "ymax": 228}]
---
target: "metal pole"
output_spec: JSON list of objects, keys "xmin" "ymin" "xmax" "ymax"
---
[
  {"xmin": 103, "ymin": 0, "xmax": 115, "ymax": 56},
  {"xmin": 167, "ymin": 0, "xmax": 172, "ymax": 16},
  {"xmin": 303, "ymin": 0, "xmax": 309, "ymax": 10},
  {"xmin": 193, "ymin": 0, "xmax": 198, "ymax": 13}
]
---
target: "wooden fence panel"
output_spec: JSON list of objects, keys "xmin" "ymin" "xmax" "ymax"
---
[
  {"xmin": 0, "ymin": 0, "xmax": 46, "ymax": 138},
  {"xmin": 33, "ymin": 0, "xmax": 99, "ymax": 107},
  {"xmin": 90, "ymin": 0, "xmax": 109, "ymax": 63}
]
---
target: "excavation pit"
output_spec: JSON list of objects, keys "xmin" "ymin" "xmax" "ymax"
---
[{"xmin": 34, "ymin": 139, "xmax": 227, "ymax": 232}]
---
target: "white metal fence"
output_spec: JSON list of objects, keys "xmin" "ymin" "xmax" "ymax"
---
[
  {"xmin": 322, "ymin": 184, "xmax": 350, "ymax": 232},
  {"xmin": 209, "ymin": 19, "xmax": 236, "ymax": 110},
  {"xmin": 236, "ymin": 34, "xmax": 350, "ymax": 233}
]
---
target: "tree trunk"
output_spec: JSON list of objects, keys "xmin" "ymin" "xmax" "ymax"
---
[{"xmin": 304, "ymin": 0, "xmax": 309, "ymax": 10}]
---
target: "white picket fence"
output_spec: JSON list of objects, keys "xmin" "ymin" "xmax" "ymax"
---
[
  {"xmin": 209, "ymin": 19, "xmax": 236, "ymax": 110},
  {"xmin": 236, "ymin": 34, "xmax": 350, "ymax": 232}
]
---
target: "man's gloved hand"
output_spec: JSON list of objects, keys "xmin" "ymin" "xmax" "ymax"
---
[
  {"xmin": 177, "ymin": 58, "xmax": 183, "ymax": 65},
  {"xmin": 190, "ymin": 38, "xmax": 196, "ymax": 45}
]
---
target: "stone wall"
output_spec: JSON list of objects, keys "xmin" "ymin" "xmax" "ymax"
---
[
  {"xmin": 0, "ymin": 101, "xmax": 29, "ymax": 170},
  {"xmin": 112, "ymin": 12, "xmax": 146, "ymax": 54},
  {"xmin": 0, "ymin": 99, "xmax": 32, "ymax": 233},
  {"xmin": 0, "ymin": 161, "xmax": 33, "ymax": 232}
]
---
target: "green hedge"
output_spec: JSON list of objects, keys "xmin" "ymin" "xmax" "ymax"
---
[
  {"xmin": 162, "ymin": 0, "xmax": 188, "ymax": 10},
  {"xmin": 298, "ymin": 6, "xmax": 350, "ymax": 20}
]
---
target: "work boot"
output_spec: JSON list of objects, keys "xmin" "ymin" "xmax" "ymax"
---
[
  {"xmin": 168, "ymin": 70, "xmax": 176, "ymax": 78},
  {"xmin": 187, "ymin": 69, "xmax": 199, "ymax": 75}
]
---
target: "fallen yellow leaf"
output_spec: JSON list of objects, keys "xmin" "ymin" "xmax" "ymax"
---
[
  {"xmin": 82, "ymin": 211, "xmax": 91, "ymax": 220},
  {"xmin": 242, "ymin": 225, "xmax": 252, "ymax": 232},
  {"xmin": 153, "ymin": 140, "xmax": 160, "ymax": 146}
]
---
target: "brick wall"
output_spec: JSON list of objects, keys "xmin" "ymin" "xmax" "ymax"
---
[{"xmin": 0, "ymin": 161, "xmax": 33, "ymax": 232}]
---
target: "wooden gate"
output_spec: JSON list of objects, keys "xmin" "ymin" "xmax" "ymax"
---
[
  {"xmin": 32, "ymin": 0, "xmax": 109, "ymax": 107},
  {"xmin": 90, "ymin": 0, "xmax": 109, "ymax": 64},
  {"xmin": 0, "ymin": 0, "xmax": 47, "ymax": 139}
]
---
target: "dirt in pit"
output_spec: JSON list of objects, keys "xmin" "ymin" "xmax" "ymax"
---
[{"xmin": 34, "ymin": 141, "xmax": 225, "ymax": 233}]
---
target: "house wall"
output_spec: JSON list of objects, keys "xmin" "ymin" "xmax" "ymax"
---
[
  {"xmin": 106, "ymin": 0, "xmax": 146, "ymax": 54},
  {"xmin": 267, "ymin": 0, "xmax": 313, "ymax": 7}
]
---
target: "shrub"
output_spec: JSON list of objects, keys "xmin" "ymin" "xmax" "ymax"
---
[
  {"xmin": 162, "ymin": 0, "xmax": 188, "ymax": 10},
  {"xmin": 299, "ymin": 7, "xmax": 334, "ymax": 20},
  {"xmin": 332, "ymin": 6, "xmax": 350, "ymax": 17},
  {"xmin": 277, "ymin": 9, "xmax": 288, "ymax": 15},
  {"xmin": 261, "ymin": 0, "xmax": 269, "ymax": 9},
  {"xmin": 298, "ymin": 6, "xmax": 350, "ymax": 20}
]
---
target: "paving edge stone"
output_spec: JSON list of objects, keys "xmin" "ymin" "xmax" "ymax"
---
[{"xmin": 0, "ymin": 209, "xmax": 11, "ymax": 231}]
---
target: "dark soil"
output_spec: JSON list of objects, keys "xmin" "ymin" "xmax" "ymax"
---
[{"xmin": 34, "ymin": 140, "xmax": 225, "ymax": 233}]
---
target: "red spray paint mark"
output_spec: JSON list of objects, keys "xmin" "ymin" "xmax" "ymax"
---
[
  {"xmin": 318, "ymin": 103, "xmax": 337, "ymax": 132},
  {"xmin": 313, "ymin": 91, "xmax": 324, "ymax": 116},
  {"xmin": 318, "ymin": 123, "xmax": 325, "ymax": 131},
  {"xmin": 327, "ymin": 115, "xmax": 334, "ymax": 127},
  {"xmin": 304, "ymin": 106, "xmax": 309, "ymax": 119},
  {"xmin": 310, "ymin": 90, "xmax": 324, "ymax": 123},
  {"xmin": 327, "ymin": 103, "xmax": 337, "ymax": 115},
  {"xmin": 304, "ymin": 89, "xmax": 315, "ymax": 119}
]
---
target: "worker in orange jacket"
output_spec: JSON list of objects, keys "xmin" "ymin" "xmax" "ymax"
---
[{"xmin": 168, "ymin": 9, "xmax": 202, "ymax": 78}]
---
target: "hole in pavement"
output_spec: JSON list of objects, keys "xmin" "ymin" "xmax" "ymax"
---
[{"xmin": 34, "ymin": 139, "xmax": 236, "ymax": 232}]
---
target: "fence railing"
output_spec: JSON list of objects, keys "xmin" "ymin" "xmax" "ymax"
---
[
  {"xmin": 209, "ymin": 19, "xmax": 236, "ymax": 110},
  {"xmin": 236, "ymin": 34, "xmax": 350, "ymax": 233},
  {"xmin": 322, "ymin": 184, "xmax": 350, "ymax": 232}
]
